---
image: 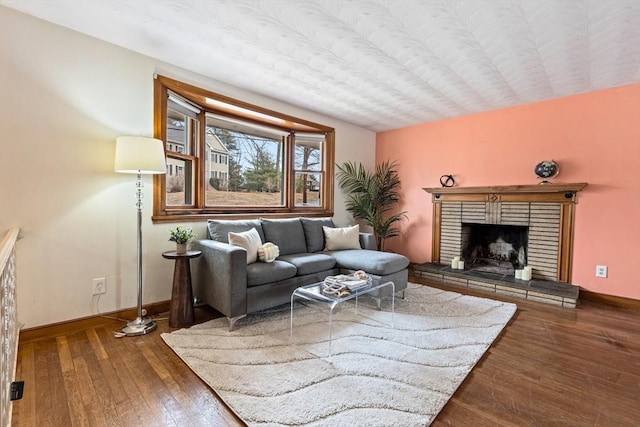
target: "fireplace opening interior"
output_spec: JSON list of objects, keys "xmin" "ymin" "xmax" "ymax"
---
[{"xmin": 461, "ymin": 223, "xmax": 529, "ymax": 275}]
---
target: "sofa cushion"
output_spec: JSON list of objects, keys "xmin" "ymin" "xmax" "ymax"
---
[
  {"xmin": 246, "ymin": 260, "xmax": 297, "ymax": 287},
  {"xmin": 261, "ymin": 218, "xmax": 307, "ymax": 255},
  {"xmin": 323, "ymin": 225, "xmax": 361, "ymax": 250},
  {"xmin": 327, "ymin": 249, "xmax": 409, "ymax": 276},
  {"xmin": 277, "ymin": 253, "xmax": 336, "ymax": 276},
  {"xmin": 228, "ymin": 228, "xmax": 262, "ymax": 264},
  {"xmin": 208, "ymin": 219, "xmax": 265, "ymax": 244},
  {"xmin": 301, "ymin": 217, "xmax": 335, "ymax": 252}
]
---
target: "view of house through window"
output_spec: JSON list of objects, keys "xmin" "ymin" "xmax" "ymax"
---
[
  {"xmin": 166, "ymin": 94, "xmax": 198, "ymax": 206},
  {"xmin": 154, "ymin": 75, "xmax": 335, "ymax": 220},
  {"xmin": 205, "ymin": 114, "xmax": 286, "ymax": 206}
]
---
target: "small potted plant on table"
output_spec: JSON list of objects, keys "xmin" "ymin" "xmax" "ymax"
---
[{"xmin": 169, "ymin": 225, "xmax": 195, "ymax": 254}]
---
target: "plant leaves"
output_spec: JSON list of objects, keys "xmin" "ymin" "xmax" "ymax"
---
[{"xmin": 336, "ymin": 160, "xmax": 408, "ymax": 250}]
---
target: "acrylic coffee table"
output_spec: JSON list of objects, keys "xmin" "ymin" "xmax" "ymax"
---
[{"xmin": 290, "ymin": 280, "xmax": 395, "ymax": 358}]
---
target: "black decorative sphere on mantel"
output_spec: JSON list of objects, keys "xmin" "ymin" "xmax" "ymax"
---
[{"xmin": 534, "ymin": 160, "xmax": 559, "ymax": 183}]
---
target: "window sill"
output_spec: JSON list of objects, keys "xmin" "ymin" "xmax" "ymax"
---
[{"xmin": 152, "ymin": 210, "xmax": 335, "ymax": 224}]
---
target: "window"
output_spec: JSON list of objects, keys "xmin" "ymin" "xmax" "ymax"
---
[
  {"xmin": 294, "ymin": 133, "xmax": 324, "ymax": 207},
  {"xmin": 153, "ymin": 75, "xmax": 335, "ymax": 221}
]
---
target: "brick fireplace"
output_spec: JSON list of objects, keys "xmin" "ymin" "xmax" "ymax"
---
[
  {"xmin": 425, "ymin": 183, "xmax": 587, "ymax": 282},
  {"xmin": 416, "ymin": 183, "xmax": 587, "ymax": 307}
]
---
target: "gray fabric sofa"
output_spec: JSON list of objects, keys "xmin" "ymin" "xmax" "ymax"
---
[{"xmin": 193, "ymin": 217, "xmax": 410, "ymax": 330}]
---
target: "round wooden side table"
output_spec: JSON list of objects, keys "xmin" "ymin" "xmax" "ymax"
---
[{"xmin": 162, "ymin": 250, "xmax": 202, "ymax": 328}]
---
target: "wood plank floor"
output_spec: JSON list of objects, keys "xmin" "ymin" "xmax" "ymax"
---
[{"xmin": 12, "ymin": 276, "xmax": 640, "ymax": 426}]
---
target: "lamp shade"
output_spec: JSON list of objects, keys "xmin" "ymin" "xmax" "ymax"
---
[{"xmin": 114, "ymin": 136, "xmax": 167, "ymax": 174}]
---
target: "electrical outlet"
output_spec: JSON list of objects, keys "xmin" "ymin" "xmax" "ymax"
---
[
  {"xmin": 595, "ymin": 265, "xmax": 608, "ymax": 278},
  {"xmin": 92, "ymin": 277, "xmax": 106, "ymax": 295}
]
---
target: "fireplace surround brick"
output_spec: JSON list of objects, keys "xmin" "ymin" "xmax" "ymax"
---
[{"xmin": 440, "ymin": 201, "xmax": 561, "ymax": 280}]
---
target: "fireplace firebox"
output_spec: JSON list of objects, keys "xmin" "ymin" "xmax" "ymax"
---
[{"xmin": 461, "ymin": 223, "xmax": 528, "ymax": 275}]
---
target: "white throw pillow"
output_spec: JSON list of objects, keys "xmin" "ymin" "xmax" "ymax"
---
[
  {"xmin": 258, "ymin": 242, "xmax": 280, "ymax": 263},
  {"xmin": 228, "ymin": 228, "xmax": 262, "ymax": 264},
  {"xmin": 323, "ymin": 225, "xmax": 361, "ymax": 251}
]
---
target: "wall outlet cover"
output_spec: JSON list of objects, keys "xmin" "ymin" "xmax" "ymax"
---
[
  {"xmin": 92, "ymin": 277, "xmax": 106, "ymax": 295},
  {"xmin": 595, "ymin": 265, "xmax": 608, "ymax": 278}
]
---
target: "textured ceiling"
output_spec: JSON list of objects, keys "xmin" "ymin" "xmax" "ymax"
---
[{"xmin": 3, "ymin": 0, "xmax": 639, "ymax": 132}]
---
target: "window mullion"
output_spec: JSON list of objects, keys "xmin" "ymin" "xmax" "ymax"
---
[
  {"xmin": 196, "ymin": 109, "xmax": 206, "ymax": 208},
  {"xmin": 285, "ymin": 133, "xmax": 296, "ymax": 209}
]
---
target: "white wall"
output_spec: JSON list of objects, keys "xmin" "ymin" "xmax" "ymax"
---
[{"xmin": 0, "ymin": 7, "xmax": 376, "ymax": 328}]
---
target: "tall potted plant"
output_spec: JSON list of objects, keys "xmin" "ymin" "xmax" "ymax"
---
[{"xmin": 336, "ymin": 160, "xmax": 408, "ymax": 251}]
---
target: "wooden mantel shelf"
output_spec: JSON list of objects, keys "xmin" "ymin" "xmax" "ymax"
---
[
  {"xmin": 423, "ymin": 183, "xmax": 588, "ymax": 203},
  {"xmin": 423, "ymin": 183, "xmax": 588, "ymax": 195}
]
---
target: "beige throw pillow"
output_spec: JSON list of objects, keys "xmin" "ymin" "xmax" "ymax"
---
[
  {"xmin": 323, "ymin": 224, "xmax": 361, "ymax": 250},
  {"xmin": 228, "ymin": 228, "xmax": 262, "ymax": 264}
]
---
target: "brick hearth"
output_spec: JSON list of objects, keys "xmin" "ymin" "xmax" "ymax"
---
[{"xmin": 414, "ymin": 262, "xmax": 579, "ymax": 307}]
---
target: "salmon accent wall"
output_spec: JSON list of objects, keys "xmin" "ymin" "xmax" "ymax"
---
[{"xmin": 376, "ymin": 83, "xmax": 640, "ymax": 300}]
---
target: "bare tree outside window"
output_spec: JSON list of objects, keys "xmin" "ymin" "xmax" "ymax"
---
[{"xmin": 205, "ymin": 124, "xmax": 285, "ymax": 207}]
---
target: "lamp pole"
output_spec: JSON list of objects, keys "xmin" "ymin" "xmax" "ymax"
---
[{"xmin": 121, "ymin": 172, "xmax": 157, "ymax": 336}]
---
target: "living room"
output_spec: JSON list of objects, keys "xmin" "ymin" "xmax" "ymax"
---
[{"xmin": 1, "ymin": 2, "xmax": 639, "ymax": 426}]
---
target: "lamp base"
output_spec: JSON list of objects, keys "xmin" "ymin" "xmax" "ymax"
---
[{"xmin": 121, "ymin": 317, "xmax": 157, "ymax": 336}]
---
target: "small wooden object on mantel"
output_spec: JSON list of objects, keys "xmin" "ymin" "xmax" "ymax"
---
[{"xmin": 162, "ymin": 250, "xmax": 202, "ymax": 328}]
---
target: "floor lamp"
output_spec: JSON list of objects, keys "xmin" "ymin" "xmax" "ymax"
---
[{"xmin": 114, "ymin": 136, "xmax": 167, "ymax": 336}]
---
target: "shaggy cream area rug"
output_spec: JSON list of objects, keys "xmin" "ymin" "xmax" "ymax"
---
[{"xmin": 162, "ymin": 283, "xmax": 516, "ymax": 426}]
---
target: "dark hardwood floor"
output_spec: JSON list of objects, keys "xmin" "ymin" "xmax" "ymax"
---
[{"xmin": 12, "ymin": 275, "xmax": 640, "ymax": 426}]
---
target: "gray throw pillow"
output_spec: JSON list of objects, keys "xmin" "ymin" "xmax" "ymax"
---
[
  {"xmin": 260, "ymin": 218, "xmax": 307, "ymax": 255},
  {"xmin": 300, "ymin": 217, "xmax": 335, "ymax": 252},
  {"xmin": 207, "ymin": 219, "xmax": 265, "ymax": 243}
]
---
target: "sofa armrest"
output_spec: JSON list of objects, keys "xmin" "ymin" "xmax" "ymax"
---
[
  {"xmin": 359, "ymin": 232, "xmax": 377, "ymax": 250},
  {"xmin": 192, "ymin": 239, "xmax": 248, "ymax": 318}
]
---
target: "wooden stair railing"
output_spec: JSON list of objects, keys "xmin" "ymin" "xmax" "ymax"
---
[{"xmin": 0, "ymin": 228, "xmax": 20, "ymax": 427}]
